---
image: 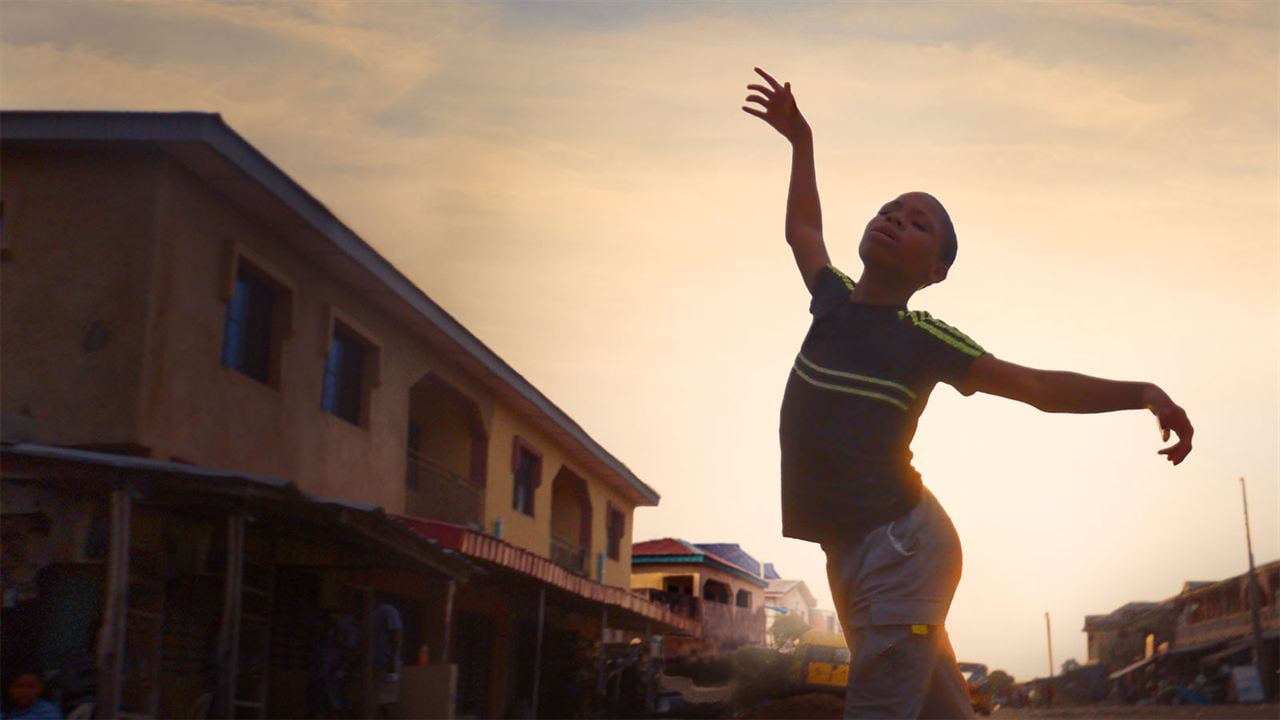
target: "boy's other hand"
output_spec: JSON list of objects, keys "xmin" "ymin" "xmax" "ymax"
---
[
  {"xmin": 1142, "ymin": 385, "xmax": 1193, "ymax": 465},
  {"xmin": 742, "ymin": 67, "xmax": 812, "ymax": 144}
]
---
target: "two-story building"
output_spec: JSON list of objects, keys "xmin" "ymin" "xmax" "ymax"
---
[
  {"xmin": 1083, "ymin": 601, "xmax": 1175, "ymax": 671},
  {"xmin": 630, "ymin": 539, "xmax": 767, "ymax": 657},
  {"xmin": 1090, "ymin": 560, "xmax": 1279, "ymax": 699},
  {"xmin": 1172, "ymin": 560, "xmax": 1279, "ymax": 668},
  {"xmin": 0, "ymin": 111, "xmax": 694, "ymax": 719},
  {"xmin": 761, "ymin": 567, "xmax": 819, "ymax": 648}
]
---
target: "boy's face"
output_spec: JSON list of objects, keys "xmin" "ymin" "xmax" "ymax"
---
[
  {"xmin": 858, "ymin": 192, "xmax": 949, "ymax": 289},
  {"xmin": 9, "ymin": 674, "xmax": 42, "ymax": 708}
]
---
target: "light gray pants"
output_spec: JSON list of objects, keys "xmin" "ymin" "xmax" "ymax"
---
[{"xmin": 823, "ymin": 487, "xmax": 974, "ymax": 719}]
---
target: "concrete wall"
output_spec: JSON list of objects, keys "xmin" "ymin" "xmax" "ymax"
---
[
  {"xmin": 1, "ymin": 146, "xmax": 162, "ymax": 447},
  {"xmin": 630, "ymin": 562, "xmax": 763, "ymax": 615},
  {"xmin": 631, "ymin": 570, "xmax": 701, "ymax": 593},
  {"xmin": 483, "ymin": 403, "xmax": 635, "ymax": 588}
]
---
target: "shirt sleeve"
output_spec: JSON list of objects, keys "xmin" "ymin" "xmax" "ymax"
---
[
  {"xmin": 902, "ymin": 310, "xmax": 988, "ymax": 393},
  {"xmin": 808, "ymin": 264, "xmax": 856, "ymax": 317}
]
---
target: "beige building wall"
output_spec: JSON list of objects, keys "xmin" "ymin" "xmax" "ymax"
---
[
  {"xmin": 484, "ymin": 403, "xmax": 634, "ymax": 588},
  {"xmin": 3, "ymin": 141, "xmax": 644, "ymax": 590},
  {"xmin": 630, "ymin": 561, "xmax": 761, "ymax": 608},
  {"xmin": 1, "ymin": 147, "xmax": 162, "ymax": 448}
]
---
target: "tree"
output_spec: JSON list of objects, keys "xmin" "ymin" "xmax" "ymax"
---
[
  {"xmin": 988, "ymin": 670, "xmax": 1015, "ymax": 696},
  {"xmin": 768, "ymin": 614, "xmax": 811, "ymax": 649}
]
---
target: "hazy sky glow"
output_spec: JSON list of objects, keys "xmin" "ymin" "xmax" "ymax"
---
[{"xmin": 3, "ymin": 1, "xmax": 1276, "ymax": 681}]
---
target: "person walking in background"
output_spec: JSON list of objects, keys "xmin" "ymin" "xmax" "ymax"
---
[
  {"xmin": 743, "ymin": 66, "xmax": 1194, "ymax": 719},
  {"xmin": 369, "ymin": 595, "xmax": 403, "ymax": 719}
]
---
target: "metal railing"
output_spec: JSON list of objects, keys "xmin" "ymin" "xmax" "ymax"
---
[
  {"xmin": 634, "ymin": 588, "xmax": 702, "ymax": 620},
  {"xmin": 404, "ymin": 451, "xmax": 483, "ymax": 528},
  {"xmin": 550, "ymin": 534, "xmax": 587, "ymax": 575}
]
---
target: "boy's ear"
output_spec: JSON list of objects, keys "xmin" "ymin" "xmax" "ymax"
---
[{"xmin": 921, "ymin": 264, "xmax": 949, "ymax": 290}]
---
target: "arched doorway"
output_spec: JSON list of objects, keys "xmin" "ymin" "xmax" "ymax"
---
[
  {"xmin": 405, "ymin": 373, "xmax": 487, "ymax": 528},
  {"xmin": 549, "ymin": 468, "xmax": 592, "ymax": 575}
]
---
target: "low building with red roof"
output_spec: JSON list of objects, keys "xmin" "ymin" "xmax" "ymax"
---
[{"xmin": 630, "ymin": 538, "xmax": 768, "ymax": 656}]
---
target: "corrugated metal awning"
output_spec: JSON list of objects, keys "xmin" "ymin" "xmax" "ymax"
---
[
  {"xmin": 397, "ymin": 515, "xmax": 700, "ymax": 637},
  {"xmin": 1, "ymin": 442, "xmax": 475, "ymax": 579}
]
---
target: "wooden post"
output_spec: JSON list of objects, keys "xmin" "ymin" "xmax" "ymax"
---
[
  {"xmin": 643, "ymin": 620, "xmax": 654, "ymax": 714},
  {"xmin": 597, "ymin": 605, "xmax": 608, "ymax": 713},
  {"xmin": 359, "ymin": 588, "xmax": 376, "ymax": 719},
  {"xmin": 529, "ymin": 586, "xmax": 546, "ymax": 719},
  {"xmin": 94, "ymin": 485, "xmax": 131, "ymax": 719},
  {"xmin": 440, "ymin": 578, "xmax": 456, "ymax": 665},
  {"xmin": 1240, "ymin": 477, "xmax": 1273, "ymax": 697},
  {"xmin": 1045, "ymin": 612, "xmax": 1054, "ymax": 679},
  {"xmin": 215, "ymin": 514, "xmax": 246, "ymax": 719}
]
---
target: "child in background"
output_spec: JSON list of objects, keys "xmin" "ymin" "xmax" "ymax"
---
[{"xmin": 4, "ymin": 672, "xmax": 61, "ymax": 720}]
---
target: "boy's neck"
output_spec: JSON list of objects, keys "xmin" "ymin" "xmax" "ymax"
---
[{"xmin": 853, "ymin": 269, "xmax": 918, "ymax": 307}]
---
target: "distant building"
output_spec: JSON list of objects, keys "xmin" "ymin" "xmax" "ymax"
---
[
  {"xmin": 631, "ymin": 539, "xmax": 768, "ymax": 656},
  {"xmin": 1173, "ymin": 559, "xmax": 1279, "ymax": 656},
  {"xmin": 809, "ymin": 607, "xmax": 839, "ymax": 634},
  {"xmin": 1089, "ymin": 559, "xmax": 1279, "ymax": 699},
  {"xmin": 762, "ymin": 576, "xmax": 817, "ymax": 647},
  {"xmin": 1083, "ymin": 601, "xmax": 1176, "ymax": 670}
]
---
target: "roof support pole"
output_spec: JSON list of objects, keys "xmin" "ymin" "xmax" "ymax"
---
[
  {"xmin": 95, "ymin": 484, "xmax": 131, "ymax": 719},
  {"xmin": 528, "ymin": 585, "xmax": 546, "ymax": 719},
  {"xmin": 215, "ymin": 513, "xmax": 246, "ymax": 719},
  {"xmin": 597, "ymin": 605, "xmax": 608, "ymax": 713},
  {"xmin": 359, "ymin": 587, "xmax": 376, "ymax": 719},
  {"xmin": 643, "ymin": 620, "xmax": 655, "ymax": 714},
  {"xmin": 440, "ymin": 578, "xmax": 456, "ymax": 665}
]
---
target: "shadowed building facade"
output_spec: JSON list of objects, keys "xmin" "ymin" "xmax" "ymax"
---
[{"xmin": 0, "ymin": 111, "xmax": 693, "ymax": 718}]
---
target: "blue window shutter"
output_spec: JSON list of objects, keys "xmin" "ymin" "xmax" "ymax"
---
[
  {"xmin": 221, "ymin": 277, "xmax": 249, "ymax": 369},
  {"xmin": 321, "ymin": 337, "xmax": 343, "ymax": 413}
]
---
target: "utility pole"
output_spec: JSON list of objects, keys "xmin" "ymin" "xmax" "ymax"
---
[
  {"xmin": 1239, "ymin": 477, "xmax": 1271, "ymax": 696},
  {"xmin": 1045, "ymin": 611, "xmax": 1054, "ymax": 678}
]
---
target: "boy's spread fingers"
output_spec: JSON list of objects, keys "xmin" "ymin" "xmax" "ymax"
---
[
  {"xmin": 741, "ymin": 106, "xmax": 767, "ymax": 119},
  {"xmin": 753, "ymin": 66, "xmax": 783, "ymax": 91},
  {"xmin": 745, "ymin": 94, "xmax": 770, "ymax": 107},
  {"xmin": 747, "ymin": 83, "xmax": 775, "ymax": 97}
]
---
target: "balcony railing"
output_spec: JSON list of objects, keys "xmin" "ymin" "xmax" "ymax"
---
[
  {"xmin": 550, "ymin": 534, "xmax": 587, "ymax": 576},
  {"xmin": 633, "ymin": 588, "xmax": 702, "ymax": 620},
  {"xmin": 702, "ymin": 602, "xmax": 767, "ymax": 647},
  {"xmin": 405, "ymin": 451, "xmax": 483, "ymax": 528}
]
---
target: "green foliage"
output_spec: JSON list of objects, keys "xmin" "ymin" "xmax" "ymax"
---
[
  {"xmin": 769, "ymin": 614, "xmax": 811, "ymax": 649},
  {"xmin": 988, "ymin": 670, "xmax": 1015, "ymax": 695}
]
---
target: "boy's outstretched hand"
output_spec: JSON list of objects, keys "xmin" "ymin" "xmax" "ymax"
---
[
  {"xmin": 742, "ymin": 67, "xmax": 811, "ymax": 144},
  {"xmin": 1142, "ymin": 385, "xmax": 1194, "ymax": 465}
]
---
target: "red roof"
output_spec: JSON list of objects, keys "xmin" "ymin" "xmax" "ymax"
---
[
  {"xmin": 633, "ymin": 538, "xmax": 699, "ymax": 556},
  {"xmin": 395, "ymin": 517, "xmax": 700, "ymax": 636},
  {"xmin": 632, "ymin": 537, "xmax": 762, "ymax": 581}
]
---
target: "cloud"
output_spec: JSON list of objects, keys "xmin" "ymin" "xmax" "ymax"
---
[{"xmin": 2, "ymin": 1, "xmax": 1275, "ymax": 680}]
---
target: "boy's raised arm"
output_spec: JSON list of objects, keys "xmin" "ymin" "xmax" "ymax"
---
[
  {"xmin": 957, "ymin": 354, "xmax": 1194, "ymax": 465},
  {"xmin": 743, "ymin": 67, "xmax": 830, "ymax": 293}
]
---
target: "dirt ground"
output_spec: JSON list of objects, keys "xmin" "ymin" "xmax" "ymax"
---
[
  {"xmin": 995, "ymin": 703, "xmax": 1279, "ymax": 719},
  {"xmin": 735, "ymin": 692, "xmax": 844, "ymax": 718},
  {"xmin": 732, "ymin": 695, "xmax": 1279, "ymax": 719}
]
